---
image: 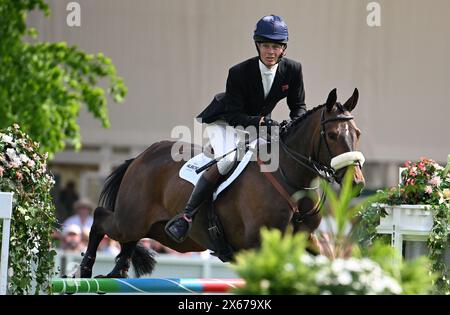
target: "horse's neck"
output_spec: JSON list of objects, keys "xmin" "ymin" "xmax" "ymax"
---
[{"xmin": 280, "ymin": 112, "xmax": 320, "ymax": 187}]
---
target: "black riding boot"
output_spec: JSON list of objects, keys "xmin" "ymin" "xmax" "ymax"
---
[{"xmin": 165, "ymin": 165, "xmax": 222, "ymax": 243}]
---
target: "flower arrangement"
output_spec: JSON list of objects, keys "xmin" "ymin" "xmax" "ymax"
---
[
  {"xmin": 379, "ymin": 157, "xmax": 449, "ymax": 294},
  {"xmin": 386, "ymin": 157, "xmax": 450, "ymax": 207},
  {"xmin": 0, "ymin": 124, "xmax": 56, "ymax": 294}
]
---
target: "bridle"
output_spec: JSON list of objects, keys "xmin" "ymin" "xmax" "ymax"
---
[
  {"xmin": 258, "ymin": 104, "xmax": 365, "ymax": 223},
  {"xmin": 279, "ymin": 103, "xmax": 358, "ymax": 185}
]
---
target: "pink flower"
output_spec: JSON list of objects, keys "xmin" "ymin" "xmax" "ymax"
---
[
  {"xmin": 424, "ymin": 186, "xmax": 433, "ymax": 194},
  {"xmin": 428, "ymin": 176, "xmax": 442, "ymax": 186},
  {"xmin": 0, "ymin": 166, "xmax": 4, "ymax": 177},
  {"xmin": 9, "ymin": 161, "xmax": 20, "ymax": 168},
  {"xmin": 418, "ymin": 162, "xmax": 426, "ymax": 171},
  {"xmin": 404, "ymin": 161, "xmax": 412, "ymax": 167},
  {"xmin": 16, "ymin": 171, "xmax": 23, "ymax": 181}
]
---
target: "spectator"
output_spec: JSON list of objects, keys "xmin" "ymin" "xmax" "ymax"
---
[
  {"xmin": 63, "ymin": 198, "xmax": 94, "ymax": 237},
  {"xmin": 98, "ymin": 235, "xmax": 121, "ymax": 256},
  {"xmin": 61, "ymin": 224, "xmax": 85, "ymax": 252}
]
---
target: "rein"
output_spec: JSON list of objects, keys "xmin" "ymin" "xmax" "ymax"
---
[{"xmin": 258, "ymin": 105, "xmax": 356, "ymax": 223}]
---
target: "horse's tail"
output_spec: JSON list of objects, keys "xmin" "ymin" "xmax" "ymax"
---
[
  {"xmin": 131, "ymin": 242, "xmax": 156, "ymax": 277},
  {"xmin": 99, "ymin": 158, "xmax": 134, "ymax": 212}
]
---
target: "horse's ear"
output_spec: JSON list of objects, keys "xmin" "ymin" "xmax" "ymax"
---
[
  {"xmin": 343, "ymin": 88, "xmax": 359, "ymax": 112},
  {"xmin": 326, "ymin": 88, "xmax": 337, "ymax": 112}
]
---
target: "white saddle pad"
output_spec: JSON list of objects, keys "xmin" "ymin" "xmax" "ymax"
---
[{"xmin": 179, "ymin": 139, "xmax": 259, "ymax": 200}]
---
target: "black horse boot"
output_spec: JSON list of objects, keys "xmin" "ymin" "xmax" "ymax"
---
[{"xmin": 165, "ymin": 165, "xmax": 223, "ymax": 243}]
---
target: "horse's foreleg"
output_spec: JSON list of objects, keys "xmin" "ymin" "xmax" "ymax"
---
[{"xmin": 79, "ymin": 206, "xmax": 111, "ymax": 278}]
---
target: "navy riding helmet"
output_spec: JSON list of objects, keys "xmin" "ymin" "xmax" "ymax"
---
[{"xmin": 253, "ymin": 15, "xmax": 289, "ymax": 43}]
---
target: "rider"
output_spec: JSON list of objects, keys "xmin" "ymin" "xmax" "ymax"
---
[{"xmin": 165, "ymin": 14, "xmax": 307, "ymax": 243}]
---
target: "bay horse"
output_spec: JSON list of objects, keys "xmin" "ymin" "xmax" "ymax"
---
[{"xmin": 79, "ymin": 88, "xmax": 365, "ymax": 278}]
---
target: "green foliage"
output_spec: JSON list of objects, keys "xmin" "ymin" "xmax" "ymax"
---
[
  {"xmin": 0, "ymin": 124, "xmax": 56, "ymax": 294},
  {"xmin": 232, "ymin": 168, "xmax": 436, "ymax": 295},
  {"xmin": 314, "ymin": 168, "xmax": 382, "ymax": 257},
  {"xmin": 0, "ymin": 0, "xmax": 127, "ymax": 158},
  {"xmin": 232, "ymin": 228, "xmax": 318, "ymax": 294},
  {"xmin": 428, "ymin": 203, "xmax": 449, "ymax": 294},
  {"xmin": 363, "ymin": 241, "xmax": 435, "ymax": 294},
  {"xmin": 353, "ymin": 202, "xmax": 388, "ymax": 248},
  {"xmin": 233, "ymin": 229, "xmax": 405, "ymax": 295}
]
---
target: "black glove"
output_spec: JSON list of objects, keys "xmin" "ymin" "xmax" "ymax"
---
[{"xmin": 260, "ymin": 117, "xmax": 280, "ymax": 128}]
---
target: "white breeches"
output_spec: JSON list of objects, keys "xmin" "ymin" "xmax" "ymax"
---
[{"xmin": 205, "ymin": 121, "xmax": 241, "ymax": 175}]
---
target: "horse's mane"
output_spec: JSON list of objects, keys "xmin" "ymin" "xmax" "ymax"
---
[{"xmin": 281, "ymin": 103, "xmax": 326, "ymax": 138}]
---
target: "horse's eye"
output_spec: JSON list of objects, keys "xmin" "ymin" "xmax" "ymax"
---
[{"xmin": 327, "ymin": 132, "xmax": 338, "ymax": 141}]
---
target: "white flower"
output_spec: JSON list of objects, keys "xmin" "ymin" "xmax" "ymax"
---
[
  {"xmin": 19, "ymin": 154, "xmax": 29, "ymax": 163},
  {"xmin": 2, "ymin": 134, "xmax": 13, "ymax": 143},
  {"xmin": 315, "ymin": 255, "xmax": 329, "ymax": 265},
  {"xmin": 351, "ymin": 281, "xmax": 362, "ymax": 291},
  {"xmin": 300, "ymin": 254, "xmax": 314, "ymax": 265},
  {"xmin": 360, "ymin": 258, "xmax": 375, "ymax": 271},
  {"xmin": 27, "ymin": 160, "xmax": 35, "ymax": 168},
  {"xmin": 337, "ymin": 271, "xmax": 353, "ymax": 285},
  {"xmin": 315, "ymin": 270, "xmax": 331, "ymax": 285},
  {"xmin": 331, "ymin": 259, "xmax": 345, "ymax": 274},
  {"xmin": 6, "ymin": 148, "xmax": 17, "ymax": 160},
  {"xmin": 345, "ymin": 258, "xmax": 362, "ymax": 272}
]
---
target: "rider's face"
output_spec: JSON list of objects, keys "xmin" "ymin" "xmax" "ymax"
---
[{"xmin": 257, "ymin": 42, "xmax": 285, "ymax": 68}]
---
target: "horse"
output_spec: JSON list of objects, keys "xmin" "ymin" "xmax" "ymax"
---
[{"xmin": 78, "ymin": 88, "xmax": 365, "ymax": 278}]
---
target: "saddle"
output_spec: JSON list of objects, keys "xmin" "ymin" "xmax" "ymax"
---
[{"xmin": 178, "ymin": 139, "xmax": 260, "ymax": 262}]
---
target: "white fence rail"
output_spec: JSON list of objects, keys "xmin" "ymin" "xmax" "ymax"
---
[{"xmin": 0, "ymin": 192, "xmax": 13, "ymax": 295}]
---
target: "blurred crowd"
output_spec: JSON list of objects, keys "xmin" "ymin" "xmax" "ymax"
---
[{"xmin": 52, "ymin": 181, "xmax": 194, "ymax": 257}]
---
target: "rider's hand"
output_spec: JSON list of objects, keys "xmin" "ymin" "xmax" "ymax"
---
[
  {"xmin": 260, "ymin": 117, "xmax": 280, "ymax": 128},
  {"xmin": 259, "ymin": 117, "xmax": 280, "ymax": 141}
]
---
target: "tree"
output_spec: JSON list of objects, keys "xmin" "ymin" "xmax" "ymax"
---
[{"xmin": 0, "ymin": 0, "xmax": 127, "ymax": 158}]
